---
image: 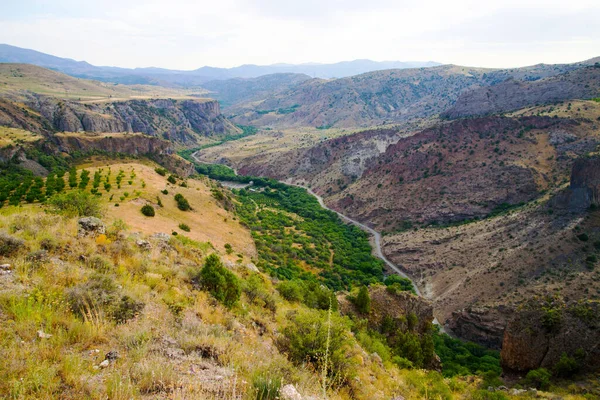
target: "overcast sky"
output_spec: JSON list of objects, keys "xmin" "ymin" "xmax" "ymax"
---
[{"xmin": 1, "ymin": 0, "xmax": 599, "ymax": 70}]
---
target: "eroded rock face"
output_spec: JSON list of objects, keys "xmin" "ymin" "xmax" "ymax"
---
[
  {"xmin": 551, "ymin": 155, "xmax": 600, "ymax": 211},
  {"xmin": 447, "ymin": 306, "xmax": 510, "ymax": 350},
  {"xmin": 500, "ymin": 300, "xmax": 600, "ymax": 372},
  {"xmin": 3, "ymin": 95, "xmax": 240, "ymax": 146}
]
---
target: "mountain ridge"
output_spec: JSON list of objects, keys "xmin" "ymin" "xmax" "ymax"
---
[{"xmin": 0, "ymin": 43, "xmax": 441, "ymax": 86}]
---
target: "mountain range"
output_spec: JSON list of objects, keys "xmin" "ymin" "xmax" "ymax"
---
[{"xmin": 0, "ymin": 43, "xmax": 440, "ymax": 86}]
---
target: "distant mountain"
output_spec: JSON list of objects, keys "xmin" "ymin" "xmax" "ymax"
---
[
  {"xmin": 201, "ymin": 73, "xmax": 312, "ymax": 107},
  {"xmin": 0, "ymin": 44, "xmax": 440, "ymax": 86}
]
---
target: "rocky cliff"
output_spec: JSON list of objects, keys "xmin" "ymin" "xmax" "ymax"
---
[
  {"xmin": 49, "ymin": 133, "xmax": 194, "ymax": 177},
  {"xmin": 1, "ymin": 95, "xmax": 240, "ymax": 145},
  {"xmin": 551, "ymin": 155, "xmax": 600, "ymax": 211},
  {"xmin": 501, "ymin": 298, "xmax": 600, "ymax": 372}
]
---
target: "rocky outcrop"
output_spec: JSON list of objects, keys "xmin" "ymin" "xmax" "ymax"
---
[
  {"xmin": 1, "ymin": 95, "xmax": 240, "ymax": 145},
  {"xmin": 500, "ymin": 299, "xmax": 600, "ymax": 372},
  {"xmin": 53, "ymin": 133, "xmax": 173, "ymax": 156},
  {"xmin": 50, "ymin": 133, "xmax": 194, "ymax": 177},
  {"xmin": 446, "ymin": 307, "xmax": 510, "ymax": 350},
  {"xmin": 442, "ymin": 66, "xmax": 600, "ymax": 119},
  {"xmin": 551, "ymin": 155, "xmax": 600, "ymax": 211},
  {"xmin": 339, "ymin": 285, "xmax": 440, "ymax": 370}
]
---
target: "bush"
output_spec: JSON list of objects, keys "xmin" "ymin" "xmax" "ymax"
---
[
  {"xmin": 253, "ymin": 374, "xmax": 281, "ymax": 400},
  {"xmin": 154, "ymin": 167, "xmax": 167, "ymax": 176},
  {"xmin": 167, "ymin": 175, "xmax": 177, "ymax": 184},
  {"xmin": 110, "ymin": 295, "xmax": 145, "ymax": 324},
  {"xmin": 354, "ymin": 286, "xmax": 371, "ymax": 314},
  {"xmin": 553, "ymin": 352, "xmax": 579, "ymax": 378},
  {"xmin": 178, "ymin": 223, "xmax": 190, "ymax": 232},
  {"xmin": 279, "ymin": 308, "xmax": 354, "ymax": 384},
  {"xmin": 522, "ymin": 368, "xmax": 551, "ymax": 390},
  {"xmin": 174, "ymin": 193, "xmax": 191, "ymax": 211},
  {"xmin": 0, "ymin": 231, "xmax": 25, "ymax": 256},
  {"xmin": 224, "ymin": 243, "xmax": 233, "ymax": 254},
  {"xmin": 197, "ymin": 254, "xmax": 240, "ymax": 307},
  {"xmin": 277, "ymin": 280, "xmax": 304, "ymax": 302},
  {"xmin": 48, "ymin": 190, "xmax": 102, "ymax": 217},
  {"xmin": 140, "ymin": 205, "xmax": 155, "ymax": 217}
]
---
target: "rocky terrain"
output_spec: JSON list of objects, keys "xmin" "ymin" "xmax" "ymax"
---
[
  {"xmin": 0, "ymin": 94, "xmax": 240, "ymax": 145},
  {"xmin": 225, "ymin": 58, "xmax": 599, "ymax": 129},
  {"xmin": 443, "ymin": 65, "xmax": 600, "ymax": 119}
]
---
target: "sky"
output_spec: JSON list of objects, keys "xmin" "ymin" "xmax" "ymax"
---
[{"xmin": 1, "ymin": 0, "xmax": 599, "ymax": 70}]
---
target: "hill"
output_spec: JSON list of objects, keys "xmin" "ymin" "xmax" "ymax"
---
[
  {"xmin": 443, "ymin": 65, "xmax": 600, "ymax": 119},
  {"xmin": 0, "ymin": 44, "xmax": 441, "ymax": 85},
  {"xmin": 225, "ymin": 60, "xmax": 598, "ymax": 128},
  {"xmin": 0, "ymin": 63, "xmax": 197, "ymax": 102}
]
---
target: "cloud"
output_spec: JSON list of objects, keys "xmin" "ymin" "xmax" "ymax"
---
[{"xmin": 0, "ymin": 0, "xmax": 598, "ymax": 69}]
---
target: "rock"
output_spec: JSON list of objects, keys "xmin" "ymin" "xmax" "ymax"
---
[
  {"xmin": 150, "ymin": 233, "xmax": 171, "ymax": 242},
  {"xmin": 497, "ymin": 386, "xmax": 508, "ymax": 391},
  {"xmin": 551, "ymin": 155, "xmax": 600, "ymax": 211},
  {"xmin": 510, "ymin": 388, "xmax": 526, "ymax": 395},
  {"xmin": 447, "ymin": 306, "xmax": 509, "ymax": 349},
  {"xmin": 549, "ymin": 130, "xmax": 577, "ymax": 145},
  {"xmin": 224, "ymin": 260, "xmax": 235, "ymax": 269},
  {"xmin": 501, "ymin": 299, "xmax": 600, "ymax": 372},
  {"xmin": 77, "ymin": 217, "xmax": 106, "ymax": 238},
  {"xmin": 99, "ymin": 360, "xmax": 110, "ymax": 369},
  {"xmin": 371, "ymin": 352, "xmax": 383, "ymax": 366},
  {"xmin": 0, "ymin": 264, "xmax": 10, "ymax": 270},
  {"xmin": 37, "ymin": 330, "xmax": 52, "ymax": 339},
  {"xmin": 105, "ymin": 350, "xmax": 119, "ymax": 361},
  {"xmin": 246, "ymin": 262, "xmax": 259, "ymax": 272},
  {"xmin": 280, "ymin": 384, "xmax": 303, "ymax": 400},
  {"xmin": 136, "ymin": 239, "xmax": 152, "ymax": 250},
  {"xmin": 391, "ymin": 396, "xmax": 405, "ymax": 400}
]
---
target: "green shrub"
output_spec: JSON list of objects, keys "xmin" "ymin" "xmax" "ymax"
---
[
  {"xmin": 140, "ymin": 205, "xmax": 155, "ymax": 217},
  {"xmin": 174, "ymin": 193, "xmax": 191, "ymax": 211},
  {"xmin": 522, "ymin": 368, "xmax": 551, "ymax": 390},
  {"xmin": 110, "ymin": 295, "xmax": 145, "ymax": 324},
  {"xmin": 155, "ymin": 167, "xmax": 167, "ymax": 176},
  {"xmin": 196, "ymin": 254, "xmax": 240, "ymax": 307},
  {"xmin": 224, "ymin": 243, "xmax": 233, "ymax": 254},
  {"xmin": 178, "ymin": 223, "xmax": 190, "ymax": 232},
  {"xmin": 253, "ymin": 374, "xmax": 281, "ymax": 400},
  {"xmin": 354, "ymin": 286, "xmax": 371, "ymax": 314},
  {"xmin": 277, "ymin": 280, "xmax": 304, "ymax": 302},
  {"xmin": 279, "ymin": 308, "xmax": 354, "ymax": 384},
  {"xmin": 553, "ymin": 352, "xmax": 579, "ymax": 377},
  {"xmin": 167, "ymin": 175, "xmax": 177, "ymax": 184},
  {"xmin": 577, "ymin": 233, "xmax": 589, "ymax": 242},
  {"xmin": 48, "ymin": 190, "xmax": 102, "ymax": 217}
]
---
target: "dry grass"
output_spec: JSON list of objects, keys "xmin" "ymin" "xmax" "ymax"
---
[
  {"xmin": 0, "ymin": 63, "xmax": 206, "ymax": 102},
  {"xmin": 0, "ymin": 126, "xmax": 42, "ymax": 147}
]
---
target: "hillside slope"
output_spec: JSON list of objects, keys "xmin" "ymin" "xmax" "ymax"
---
[
  {"xmin": 226, "ymin": 59, "xmax": 598, "ymax": 128},
  {"xmin": 443, "ymin": 65, "xmax": 600, "ymax": 119}
]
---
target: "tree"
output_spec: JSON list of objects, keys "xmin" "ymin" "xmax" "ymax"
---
[
  {"xmin": 48, "ymin": 190, "xmax": 102, "ymax": 217},
  {"xmin": 355, "ymin": 286, "xmax": 371, "ymax": 314},
  {"xmin": 140, "ymin": 205, "xmax": 155, "ymax": 217},
  {"xmin": 68, "ymin": 167, "xmax": 78, "ymax": 188},
  {"xmin": 174, "ymin": 193, "xmax": 191, "ymax": 211},
  {"xmin": 198, "ymin": 254, "xmax": 240, "ymax": 307}
]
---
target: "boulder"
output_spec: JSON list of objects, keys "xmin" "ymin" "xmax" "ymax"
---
[
  {"xmin": 77, "ymin": 217, "xmax": 106, "ymax": 238},
  {"xmin": 280, "ymin": 385, "xmax": 303, "ymax": 400}
]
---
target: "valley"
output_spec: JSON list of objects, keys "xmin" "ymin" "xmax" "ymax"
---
[{"xmin": 0, "ymin": 44, "xmax": 599, "ymax": 399}]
